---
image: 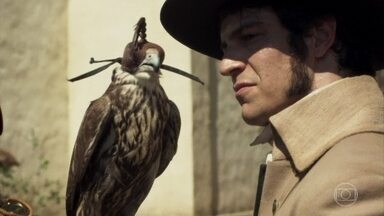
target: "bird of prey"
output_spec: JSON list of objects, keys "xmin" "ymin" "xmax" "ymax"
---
[{"xmin": 65, "ymin": 17, "xmax": 200, "ymax": 216}]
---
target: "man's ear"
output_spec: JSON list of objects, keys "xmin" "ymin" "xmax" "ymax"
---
[{"xmin": 312, "ymin": 17, "xmax": 336, "ymax": 58}]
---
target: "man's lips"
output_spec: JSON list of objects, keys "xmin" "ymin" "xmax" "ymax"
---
[{"xmin": 233, "ymin": 82, "xmax": 255, "ymax": 95}]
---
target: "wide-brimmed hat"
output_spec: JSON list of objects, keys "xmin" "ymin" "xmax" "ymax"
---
[{"xmin": 161, "ymin": 0, "xmax": 384, "ymax": 69}]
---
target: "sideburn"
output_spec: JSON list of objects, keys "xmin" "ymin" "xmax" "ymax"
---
[
  {"xmin": 288, "ymin": 57, "xmax": 313, "ymax": 98},
  {"xmin": 287, "ymin": 33, "xmax": 313, "ymax": 98}
]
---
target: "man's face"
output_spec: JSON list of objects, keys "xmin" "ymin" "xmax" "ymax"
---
[{"xmin": 219, "ymin": 7, "xmax": 312, "ymax": 126}]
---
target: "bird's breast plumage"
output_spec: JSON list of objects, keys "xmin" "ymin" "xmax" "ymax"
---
[{"xmin": 108, "ymin": 75, "xmax": 169, "ymax": 178}]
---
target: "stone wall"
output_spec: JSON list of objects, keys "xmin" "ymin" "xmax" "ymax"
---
[{"xmin": 0, "ymin": 1, "xmax": 68, "ymax": 215}]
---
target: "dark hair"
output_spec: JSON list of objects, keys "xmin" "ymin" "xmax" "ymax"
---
[{"xmin": 220, "ymin": 0, "xmax": 376, "ymax": 75}]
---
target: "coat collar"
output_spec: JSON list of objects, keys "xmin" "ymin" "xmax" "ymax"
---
[{"xmin": 253, "ymin": 75, "xmax": 384, "ymax": 172}]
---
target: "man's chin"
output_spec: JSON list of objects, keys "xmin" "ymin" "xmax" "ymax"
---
[{"xmin": 242, "ymin": 114, "xmax": 269, "ymax": 126}]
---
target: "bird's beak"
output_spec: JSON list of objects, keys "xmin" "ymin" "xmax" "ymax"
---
[{"xmin": 139, "ymin": 52, "xmax": 161, "ymax": 72}]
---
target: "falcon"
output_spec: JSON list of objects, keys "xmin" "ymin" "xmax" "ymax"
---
[{"xmin": 65, "ymin": 17, "xmax": 197, "ymax": 216}]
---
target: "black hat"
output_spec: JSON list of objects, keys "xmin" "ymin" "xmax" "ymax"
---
[{"xmin": 161, "ymin": 0, "xmax": 384, "ymax": 69}]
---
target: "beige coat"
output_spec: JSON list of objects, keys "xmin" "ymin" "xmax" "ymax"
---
[{"xmin": 255, "ymin": 76, "xmax": 384, "ymax": 216}]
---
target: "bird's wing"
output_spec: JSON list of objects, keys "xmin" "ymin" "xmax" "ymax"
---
[
  {"xmin": 66, "ymin": 95, "xmax": 113, "ymax": 216},
  {"xmin": 157, "ymin": 100, "xmax": 181, "ymax": 177}
]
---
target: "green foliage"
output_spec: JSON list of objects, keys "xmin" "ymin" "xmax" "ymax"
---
[{"xmin": 0, "ymin": 130, "xmax": 64, "ymax": 215}]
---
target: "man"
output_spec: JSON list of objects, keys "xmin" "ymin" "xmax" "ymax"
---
[{"xmin": 161, "ymin": 0, "xmax": 384, "ymax": 215}]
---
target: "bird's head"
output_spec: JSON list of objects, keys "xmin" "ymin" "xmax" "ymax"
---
[
  {"xmin": 121, "ymin": 41, "xmax": 165, "ymax": 80},
  {"xmin": 137, "ymin": 42, "xmax": 165, "ymax": 73}
]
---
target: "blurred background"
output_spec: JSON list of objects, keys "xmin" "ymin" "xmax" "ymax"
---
[{"xmin": 0, "ymin": 0, "xmax": 382, "ymax": 216}]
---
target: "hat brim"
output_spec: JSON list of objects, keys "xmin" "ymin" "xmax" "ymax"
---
[
  {"xmin": 160, "ymin": 0, "xmax": 223, "ymax": 59},
  {"xmin": 161, "ymin": 0, "xmax": 384, "ymax": 69}
]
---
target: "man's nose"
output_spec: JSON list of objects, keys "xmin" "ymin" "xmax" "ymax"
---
[{"xmin": 219, "ymin": 58, "xmax": 246, "ymax": 76}]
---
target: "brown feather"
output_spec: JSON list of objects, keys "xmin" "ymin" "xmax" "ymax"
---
[{"xmin": 66, "ymin": 96, "xmax": 113, "ymax": 216}]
